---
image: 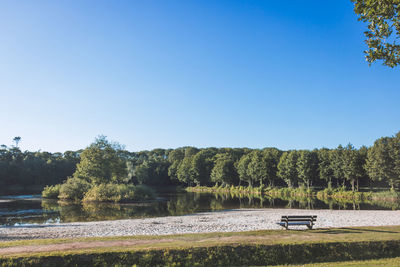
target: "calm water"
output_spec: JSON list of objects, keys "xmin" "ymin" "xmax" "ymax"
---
[{"xmin": 0, "ymin": 191, "xmax": 399, "ymax": 226}]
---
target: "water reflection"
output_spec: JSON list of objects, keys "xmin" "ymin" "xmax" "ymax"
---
[{"xmin": 0, "ymin": 192, "xmax": 400, "ymax": 226}]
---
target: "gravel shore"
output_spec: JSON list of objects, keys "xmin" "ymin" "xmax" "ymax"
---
[{"xmin": 1, "ymin": 208, "xmax": 400, "ymax": 241}]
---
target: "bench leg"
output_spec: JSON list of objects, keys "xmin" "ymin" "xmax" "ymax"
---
[{"xmin": 307, "ymin": 224, "xmax": 313, "ymax": 230}]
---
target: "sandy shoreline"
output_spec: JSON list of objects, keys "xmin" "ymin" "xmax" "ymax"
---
[{"xmin": 1, "ymin": 208, "xmax": 400, "ymax": 241}]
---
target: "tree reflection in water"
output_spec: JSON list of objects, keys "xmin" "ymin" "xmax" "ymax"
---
[{"xmin": 1, "ymin": 191, "xmax": 399, "ymax": 226}]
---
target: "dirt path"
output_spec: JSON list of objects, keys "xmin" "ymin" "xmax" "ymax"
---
[{"xmin": 0, "ymin": 239, "xmax": 173, "ymax": 255}]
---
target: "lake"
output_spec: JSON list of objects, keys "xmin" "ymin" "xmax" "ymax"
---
[{"xmin": 1, "ymin": 191, "xmax": 399, "ymax": 226}]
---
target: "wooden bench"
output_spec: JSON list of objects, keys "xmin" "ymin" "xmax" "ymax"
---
[{"xmin": 277, "ymin": 215, "xmax": 317, "ymax": 230}]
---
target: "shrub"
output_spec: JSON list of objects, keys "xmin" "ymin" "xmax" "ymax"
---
[
  {"xmin": 42, "ymin": 184, "xmax": 61, "ymax": 199},
  {"xmin": 58, "ymin": 177, "xmax": 91, "ymax": 201},
  {"xmin": 132, "ymin": 185, "xmax": 156, "ymax": 201},
  {"xmin": 82, "ymin": 184, "xmax": 156, "ymax": 203}
]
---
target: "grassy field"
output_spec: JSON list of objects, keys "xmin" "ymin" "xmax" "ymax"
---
[{"xmin": 2, "ymin": 226, "xmax": 400, "ymax": 266}]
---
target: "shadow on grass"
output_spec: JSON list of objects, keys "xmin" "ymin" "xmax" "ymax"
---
[{"xmin": 315, "ymin": 227, "xmax": 400, "ymax": 234}]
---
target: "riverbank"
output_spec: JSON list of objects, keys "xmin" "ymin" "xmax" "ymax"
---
[{"xmin": 2, "ymin": 208, "xmax": 400, "ymax": 241}]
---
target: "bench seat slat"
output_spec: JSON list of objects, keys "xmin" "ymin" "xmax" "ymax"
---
[
  {"xmin": 281, "ymin": 216, "xmax": 317, "ymax": 219},
  {"xmin": 281, "ymin": 219, "xmax": 317, "ymax": 222},
  {"xmin": 278, "ymin": 222, "xmax": 311, "ymax": 226}
]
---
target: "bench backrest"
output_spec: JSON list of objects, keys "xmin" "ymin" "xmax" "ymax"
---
[{"xmin": 281, "ymin": 215, "xmax": 317, "ymax": 222}]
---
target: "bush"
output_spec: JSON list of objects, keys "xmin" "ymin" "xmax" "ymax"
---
[
  {"xmin": 82, "ymin": 184, "xmax": 156, "ymax": 203},
  {"xmin": 58, "ymin": 177, "xmax": 91, "ymax": 201},
  {"xmin": 42, "ymin": 184, "xmax": 61, "ymax": 199},
  {"xmin": 131, "ymin": 184, "xmax": 156, "ymax": 201}
]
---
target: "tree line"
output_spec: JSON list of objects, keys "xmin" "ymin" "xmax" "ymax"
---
[
  {"xmin": 0, "ymin": 139, "xmax": 80, "ymax": 192},
  {"xmin": 1, "ymin": 132, "xmax": 400, "ymax": 193}
]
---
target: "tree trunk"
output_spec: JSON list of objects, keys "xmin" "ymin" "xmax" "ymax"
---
[{"xmin": 351, "ymin": 180, "xmax": 355, "ymax": 192}]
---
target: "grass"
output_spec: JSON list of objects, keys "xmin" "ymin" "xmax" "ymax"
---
[
  {"xmin": 277, "ymin": 256, "xmax": 400, "ymax": 266},
  {"xmin": 2, "ymin": 226, "xmax": 400, "ymax": 266},
  {"xmin": 2, "ymin": 225, "xmax": 400, "ymax": 256}
]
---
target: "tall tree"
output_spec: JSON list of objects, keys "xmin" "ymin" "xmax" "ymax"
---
[
  {"xmin": 261, "ymin": 148, "xmax": 281, "ymax": 187},
  {"xmin": 135, "ymin": 157, "xmax": 170, "ymax": 186},
  {"xmin": 366, "ymin": 136, "xmax": 398, "ymax": 190},
  {"xmin": 236, "ymin": 153, "xmax": 253, "ymax": 186},
  {"xmin": 73, "ymin": 136, "xmax": 127, "ymax": 184},
  {"xmin": 317, "ymin": 148, "xmax": 334, "ymax": 188},
  {"xmin": 167, "ymin": 148, "xmax": 185, "ymax": 182},
  {"xmin": 342, "ymin": 144, "xmax": 365, "ymax": 192},
  {"xmin": 13, "ymin": 137, "xmax": 21, "ymax": 148},
  {"xmin": 191, "ymin": 149, "xmax": 217, "ymax": 186},
  {"xmin": 247, "ymin": 150, "xmax": 268, "ymax": 186},
  {"xmin": 246, "ymin": 149, "xmax": 280, "ymax": 187},
  {"xmin": 392, "ymin": 132, "xmax": 400, "ymax": 182},
  {"xmin": 330, "ymin": 145, "xmax": 346, "ymax": 187},
  {"xmin": 210, "ymin": 153, "xmax": 239, "ymax": 186},
  {"xmin": 296, "ymin": 150, "xmax": 318, "ymax": 190},
  {"xmin": 277, "ymin": 151, "xmax": 299, "ymax": 188}
]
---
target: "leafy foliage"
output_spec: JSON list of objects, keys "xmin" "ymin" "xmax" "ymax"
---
[
  {"xmin": 211, "ymin": 153, "xmax": 239, "ymax": 186},
  {"xmin": 0, "ymin": 139, "xmax": 79, "ymax": 194},
  {"xmin": 82, "ymin": 184, "xmax": 155, "ymax": 202},
  {"xmin": 2, "ymin": 131, "xmax": 400, "ymax": 198},
  {"xmin": 366, "ymin": 134, "xmax": 400, "ymax": 189},
  {"xmin": 58, "ymin": 177, "xmax": 91, "ymax": 201},
  {"xmin": 277, "ymin": 151, "xmax": 299, "ymax": 188},
  {"xmin": 73, "ymin": 136, "xmax": 127, "ymax": 184},
  {"xmin": 352, "ymin": 0, "xmax": 400, "ymax": 67},
  {"xmin": 42, "ymin": 184, "xmax": 61, "ymax": 199}
]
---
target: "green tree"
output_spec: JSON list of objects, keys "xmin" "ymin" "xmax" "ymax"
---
[
  {"xmin": 343, "ymin": 144, "xmax": 365, "ymax": 192},
  {"xmin": 352, "ymin": 0, "xmax": 400, "ymax": 67},
  {"xmin": 262, "ymin": 148, "xmax": 281, "ymax": 187},
  {"xmin": 210, "ymin": 153, "xmax": 239, "ymax": 186},
  {"xmin": 247, "ymin": 150, "xmax": 267, "ymax": 186},
  {"xmin": 191, "ymin": 149, "xmax": 217, "ymax": 186},
  {"xmin": 317, "ymin": 148, "xmax": 334, "ymax": 188},
  {"xmin": 246, "ymin": 149, "xmax": 280, "ymax": 187},
  {"xmin": 13, "ymin": 136, "xmax": 21, "ymax": 148},
  {"xmin": 135, "ymin": 157, "xmax": 170, "ymax": 186},
  {"xmin": 175, "ymin": 147, "xmax": 199, "ymax": 186},
  {"xmin": 167, "ymin": 148, "xmax": 185, "ymax": 182},
  {"xmin": 73, "ymin": 136, "xmax": 127, "ymax": 184},
  {"xmin": 236, "ymin": 153, "xmax": 253, "ymax": 186},
  {"xmin": 296, "ymin": 150, "xmax": 318, "ymax": 190},
  {"xmin": 330, "ymin": 145, "xmax": 346, "ymax": 188},
  {"xmin": 277, "ymin": 151, "xmax": 299, "ymax": 188},
  {"xmin": 393, "ymin": 132, "xmax": 400, "ymax": 181},
  {"xmin": 366, "ymin": 136, "xmax": 399, "ymax": 190}
]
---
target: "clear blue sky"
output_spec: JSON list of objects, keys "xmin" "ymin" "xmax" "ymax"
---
[{"xmin": 0, "ymin": 0, "xmax": 399, "ymax": 152}]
